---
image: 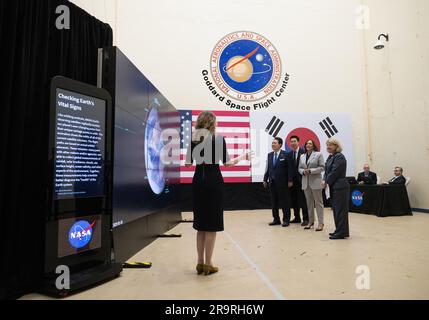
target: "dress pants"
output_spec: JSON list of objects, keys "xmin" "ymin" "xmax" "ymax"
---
[
  {"xmin": 270, "ymin": 181, "xmax": 291, "ymax": 223},
  {"xmin": 303, "ymin": 187, "xmax": 324, "ymax": 225},
  {"xmin": 331, "ymin": 186, "xmax": 350, "ymax": 237},
  {"xmin": 290, "ymin": 179, "xmax": 309, "ymax": 222}
]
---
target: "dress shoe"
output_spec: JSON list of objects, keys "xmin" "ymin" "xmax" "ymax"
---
[
  {"xmin": 196, "ymin": 264, "xmax": 204, "ymax": 275},
  {"xmin": 304, "ymin": 223, "xmax": 314, "ymax": 230},
  {"xmin": 269, "ymin": 221, "xmax": 281, "ymax": 226},
  {"xmin": 282, "ymin": 222, "xmax": 290, "ymax": 227},
  {"xmin": 329, "ymin": 235, "xmax": 346, "ymax": 240},
  {"xmin": 301, "ymin": 221, "xmax": 309, "ymax": 227},
  {"xmin": 203, "ymin": 264, "xmax": 219, "ymax": 276},
  {"xmin": 290, "ymin": 219, "xmax": 301, "ymax": 224}
]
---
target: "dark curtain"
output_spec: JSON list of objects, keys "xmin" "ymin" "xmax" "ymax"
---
[{"xmin": 0, "ymin": 0, "xmax": 112, "ymax": 299}]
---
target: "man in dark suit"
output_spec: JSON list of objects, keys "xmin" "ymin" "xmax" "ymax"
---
[
  {"xmin": 388, "ymin": 167, "xmax": 407, "ymax": 185},
  {"xmin": 288, "ymin": 136, "xmax": 309, "ymax": 226},
  {"xmin": 357, "ymin": 164, "xmax": 378, "ymax": 185},
  {"xmin": 263, "ymin": 137, "xmax": 294, "ymax": 227}
]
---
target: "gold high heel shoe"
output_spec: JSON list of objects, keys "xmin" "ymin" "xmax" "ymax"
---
[
  {"xmin": 196, "ymin": 264, "xmax": 204, "ymax": 275},
  {"xmin": 203, "ymin": 264, "xmax": 219, "ymax": 276}
]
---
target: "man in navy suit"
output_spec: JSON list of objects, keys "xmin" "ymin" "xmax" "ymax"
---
[{"xmin": 263, "ymin": 137, "xmax": 294, "ymax": 227}]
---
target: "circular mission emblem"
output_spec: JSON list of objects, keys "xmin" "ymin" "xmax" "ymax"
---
[
  {"xmin": 210, "ymin": 31, "xmax": 282, "ymax": 102},
  {"xmin": 68, "ymin": 220, "xmax": 93, "ymax": 249},
  {"xmin": 351, "ymin": 190, "xmax": 364, "ymax": 207}
]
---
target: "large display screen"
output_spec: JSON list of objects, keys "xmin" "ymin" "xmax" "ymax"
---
[
  {"xmin": 103, "ymin": 48, "xmax": 180, "ymax": 227},
  {"xmin": 54, "ymin": 88, "xmax": 106, "ymax": 199}
]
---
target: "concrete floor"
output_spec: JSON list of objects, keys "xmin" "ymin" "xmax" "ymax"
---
[{"xmin": 22, "ymin": 210, "xmax": 429, "ymax": 300}]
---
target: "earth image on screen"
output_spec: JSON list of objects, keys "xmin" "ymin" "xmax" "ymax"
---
[{"xmin": 144, "ymin": 103, "xmax": 166, "ymax": 195}]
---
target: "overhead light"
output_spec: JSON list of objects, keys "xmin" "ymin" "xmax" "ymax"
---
[{"xmin": 374, "ymin": 34, "xmax": 389, "ymax": 50}]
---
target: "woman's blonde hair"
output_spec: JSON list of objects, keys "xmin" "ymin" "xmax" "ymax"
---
[
  {"xmin": 326, "ymin": 138, "xmax": 343, "ymax": 153},
  {"xmin": 192, "ymin": 111, "xmax": 216, "ymax": 142}
]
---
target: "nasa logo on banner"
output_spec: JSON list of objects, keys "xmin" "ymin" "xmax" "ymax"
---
[
  {"xmin": 202, "ymin": 31, "xmax": 291, "ymax": 110},
  {"xmin": 68, "ymin": 220, "xmax": 95, "ymax": 249},
  {"xmin": 351, "ymin": 190, "xmax": 364, "ymax": 206},
  {"xmin": 211, "ymin": 31, "xmax": 281, "ymax": 101}
]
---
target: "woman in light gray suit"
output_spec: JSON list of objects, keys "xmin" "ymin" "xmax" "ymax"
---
[{"xmin": 298, "ymin": 140, "xmax": 325, "ymax": 231}]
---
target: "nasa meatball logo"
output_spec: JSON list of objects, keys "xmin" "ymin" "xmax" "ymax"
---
[
  {"xmin": 351, "ymin": 190, "xmax": 364, "ymax": 207},
  {"xmin": 204, "ymin": 31, "xmax": 289, "ymax": 110},
  {"xmin": 68, "ymin": 220, "xmax": 95, "ymax": 249}
]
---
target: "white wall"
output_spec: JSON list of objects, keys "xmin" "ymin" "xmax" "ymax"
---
[
  {"xmin": 362, "ymin": 0, "xmax": 429, "ymax": 209},
  {"xmin": 71, "ymin": 0, "xmax": 429, "ymax": 209}
]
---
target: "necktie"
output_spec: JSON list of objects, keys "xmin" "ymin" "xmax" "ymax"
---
[{"xmin": 273, "ymin": 153, "xmax": 278, "ymax": 166}]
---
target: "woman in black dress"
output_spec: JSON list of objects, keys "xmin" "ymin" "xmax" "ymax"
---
[{"xmin": 185, "ymin": 111, "xmax": 252, "ymax": 275}]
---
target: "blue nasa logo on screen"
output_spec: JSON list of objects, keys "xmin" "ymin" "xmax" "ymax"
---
[
  {"xmin": 351, "ymin": 190, "xmax": 364, "ymax": 206},
  {"xmin": 68, "ymin": 220, "xmax": 95, "ymax": 249},
  {"xmin": 210, "ymin": 31, "xmax": 282, "ymax": 102}
]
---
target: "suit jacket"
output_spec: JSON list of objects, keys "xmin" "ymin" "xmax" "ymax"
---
[
  {"xmin": 264, "ymin": 150, "xmax": 294, "ymax": 187},
  {"xmin": 388, "ymin": 175, "xmax": 406, "ymax": 185},
  {"xmin": 288, "ymin": 147, "xmax": 305, "ymax": 182},
  {"xmin": 298, "ymin": 152, "xmax": 325, "ymax": 190},
  {"xmin": 357, "ymin": 171, "xmax": 378, "ymax": 185},
  {"xmin": 323, "ymin": 152, "xmax": 349, "ymax": 190}
]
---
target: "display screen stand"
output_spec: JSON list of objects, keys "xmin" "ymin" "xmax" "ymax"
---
[{"xmin": 43, "ymin": 76, "xmax": 121, "ymax": 296}]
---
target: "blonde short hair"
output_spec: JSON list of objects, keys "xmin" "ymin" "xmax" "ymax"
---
[
  {"xmin": 192, "ymin": 111, "xmax": 216, "ymax": 142},
  {"xmin": 326, "ymin": 138, "xmax": 343, "ymax": 153}
]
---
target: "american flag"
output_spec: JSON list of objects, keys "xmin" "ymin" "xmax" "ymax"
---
[{"xmin": 180, "ymin": 110, "xmax": 252, "ymax": 183}]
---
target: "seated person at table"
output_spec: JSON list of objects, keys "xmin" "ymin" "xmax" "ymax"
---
[
  {"xmin": 387, "ymin": 167, "xmax": 406, "ymax": 185},
  {"xmin": 357, "ymin": 164, "xmax": 378, "ymax": 185}
]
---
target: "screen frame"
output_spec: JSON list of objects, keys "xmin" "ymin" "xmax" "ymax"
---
[
  {"xmin": 45, "ymin": 76, "xmax": 113, "ymax": 274},
  {"xmin": 102, "ymin": 47, "xmax": 181, "ymax": 227}
]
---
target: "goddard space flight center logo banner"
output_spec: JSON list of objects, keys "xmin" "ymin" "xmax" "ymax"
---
[{"xmin": 202, "ymin": 31, "xmax": 290, "ymax": 110}]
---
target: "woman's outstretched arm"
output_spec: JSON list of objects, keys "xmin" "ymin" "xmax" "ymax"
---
[{"xmin": 224, "ymin": 151, "xmax": 254, "ymax": 167}]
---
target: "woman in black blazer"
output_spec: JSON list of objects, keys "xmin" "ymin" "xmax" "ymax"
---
[
  {"xmin": 322, "ymin": 138, "xmax": 350, "ymax": 240},
  {"xmin": 185, "ymin": 112, "xmax": 253, "ymax": 275}
]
